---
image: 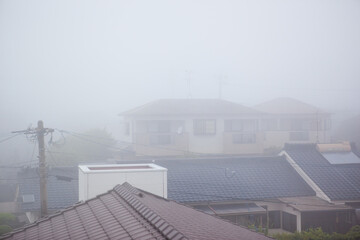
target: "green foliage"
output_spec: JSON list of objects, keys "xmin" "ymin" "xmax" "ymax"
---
[
  {"xmin": 248, "ymin": 224, "xmax": 267, "ymax": 235},
  {"xmin": 0, "ymin": 213, "xmax": 17, "ymax": 235},
  {"xmin": 49, "ymin": 129, "xmax": 116, "ymax": 166},
  {"xmin": 0, "ymin": 213, "xmax": 15, "ymax": 225},
  {"xmin": 0, "ymin": 225, "xmax": 12, "ymax": 235},
  {"xmin": 272, "ymin": 226, "xmax": 360, "ymax": 240}
]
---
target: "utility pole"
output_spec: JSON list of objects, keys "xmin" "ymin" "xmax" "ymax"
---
[
  {"xmin": 13, "ymin": 120, "xmax": 54, "ymax": 217},
  {"xmin": 218, "ymin": 74, "xmax": 227, "ymax": 99}
]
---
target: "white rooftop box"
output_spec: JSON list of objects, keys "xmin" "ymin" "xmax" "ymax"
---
[{"xmin": 78, "ymin": 163, "xmax": 167, "ymax": 201}]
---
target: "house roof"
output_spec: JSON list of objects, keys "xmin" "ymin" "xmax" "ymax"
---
[
  {"xmin": 118, "ymin": 156, "xmax": 315, "ymax": 203},
  {"xmin": 283, "ymin": 144, "xmax": 360, "ymax": 201},
  {"xmin": 254, "ymin": 97, "xmax": 328, "ymax": 115},
  {"xmin": 279, "ymin": 196, "xmax": 352, "ymax": 212},
  {"xmin": 120, "ymin": 99, "xmax": 261, "ymax": 117},
  {"xmin": 18, "ymin": 167, "xmax": 78, "ymax": 211},
  {"xmin": 1, "ymin": 183, "xmax": 271, "ymax": 240}
]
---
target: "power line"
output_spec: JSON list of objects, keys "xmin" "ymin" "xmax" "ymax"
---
[
  {"xmin": 0, "ymin": 133, "xmax": 21, "ymax": 144},
  {"xmin": 59, "ymin": 129, "xmax": 206, "ymax": 156}
]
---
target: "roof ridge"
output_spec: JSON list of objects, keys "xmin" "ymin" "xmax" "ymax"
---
[
  {"xmin": 119, "ymin": 99, "xmax": 160, "ymax": 116},
  {"xmin": 114, "ymin": 184, "xmax": 188, "ymax": 240}
]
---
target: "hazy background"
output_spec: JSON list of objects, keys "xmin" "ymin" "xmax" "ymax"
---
[{"xmin": 1, "ymin": 0, "xmax": 359, "ymax": 162}]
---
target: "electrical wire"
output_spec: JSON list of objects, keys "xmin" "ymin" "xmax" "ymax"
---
[
  {"xmin": 0, "ymin": 133, "xmax": 21, "ymax": 144},
  {"xmin": 59, "ymin": 129, "xmax": 206, "ymax": 156}
]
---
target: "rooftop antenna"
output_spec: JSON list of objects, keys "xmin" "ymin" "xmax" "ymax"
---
[
  {"xmin": 186, "ymin": 70, "xmax": 192, "ymax": 98},
  {"xmin": 218, "ymin": 74, "xmax": 227, "ymax": 99}
]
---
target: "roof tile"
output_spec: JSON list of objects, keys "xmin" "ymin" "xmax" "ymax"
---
[{"xmin": 2, "ymin": 183, "xmax": 271, "ymax": 240}]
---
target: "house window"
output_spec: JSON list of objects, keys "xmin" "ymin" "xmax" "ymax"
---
[
  {"xmin": 147, "ymin": 121, "xmax": 170, "ymax": 133},
  {"xmin": 261, "ymin": 119, "xmax": 278, "ymax": 131},
  {"xmin": 150, "ymin": 134, "xmax": 172, "ymax": 145},
  {"xmin": 124, "ymin": 122, "xmax": 130, "ymax": 135},
  {"xmin": 324, "ymin": 119, "xmax": 331, "ymax": 130},
  {"xmin": 289, "ymin": 131, "xmax": 309, "ymax": 141},
  {"xmin": 194, "ymin": 120, "xmax": 216, "ymax": 135},
  {"xmin": 225, "ymin": 120, "xmax": 257, "ymax": 132},
  {"xmin": 280, "ymin": 119, "xmax": 318, "ymax": 131},
  {"xmin": 232, "ymin": 134, "xmax": 256, "ymax": 144}
]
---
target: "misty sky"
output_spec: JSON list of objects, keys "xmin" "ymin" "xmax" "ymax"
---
[{"xmin": 1, "ymin": 0, "xmax": 360, "ymax": 136}]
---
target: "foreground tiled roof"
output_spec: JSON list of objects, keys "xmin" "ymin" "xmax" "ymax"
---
[
  {"xmin": 284, "ymin": 144, "xmax": 360, "ymax": 201},
  {"xmin": 1, "ymin": 183, "xmax": 271, "ymax": 240},
  {"xmin": 18, "ymin": 167, "xmax": 78, "ymax": 211},
  {"xmin": 120, "ymin": 99, "xmax": 261, "ymax": 116},
  {"xmin": 118, "ymin": 156, "xmax": 315, "ymax": 203}
]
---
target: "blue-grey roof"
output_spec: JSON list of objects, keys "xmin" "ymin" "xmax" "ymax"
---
[
  {"xmin": 284, "ymin": 144, "xmax": 360, "ymax": 201},
  {"xmin": 18, "ymin": 167, "xmax": 78, "ymax": 211},
  {"xmin": 150, "ymin": 156, "xmax": 315, "ymax": 203}
]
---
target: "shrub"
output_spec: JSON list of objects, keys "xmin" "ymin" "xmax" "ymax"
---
[
  {"xmin": 272, "ymin": 226, "xmax": 360, "ymax": 240},
  {"xmin": 0, "ymin": 225, "xmax": 12, "ymax": 235}
]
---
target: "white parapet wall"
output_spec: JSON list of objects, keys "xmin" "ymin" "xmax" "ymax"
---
[{"xmin": 78, "ymin": 163, "xmax": 167, "ymax": 201}]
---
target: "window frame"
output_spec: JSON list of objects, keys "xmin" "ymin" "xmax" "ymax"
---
[{"xmin": 193, "ymin": 119, "xmax": 216, "ymax": 135}]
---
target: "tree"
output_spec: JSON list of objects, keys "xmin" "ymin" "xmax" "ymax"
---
[{"xmin": 48, "ymin": 129, "xmax": 116, "ymax": 166}]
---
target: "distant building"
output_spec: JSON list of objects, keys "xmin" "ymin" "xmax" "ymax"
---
[
  {"xmin": 119, "ymin": 98, "xmax": 331, "ymax": 156},
  {"xmin": 119, "ymin": 99, "xmax": 264, "ymax": 156},
  {"xmin": 254, "ymin": 97, "xmax": 331, "ymax": 151}
]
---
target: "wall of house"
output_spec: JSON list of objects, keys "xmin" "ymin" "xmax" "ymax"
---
[
  {"xmin": 186, "ymin": 116, "xmax": 224, "ymax": 154},
  {"xmin": 223, "ymin": 132, "xmax": 264, "ymax": 154},
  {"xmin": 263, "ymin": 130, "xmax": 330, "ymax": 149},
  {"xmin": 135, "ymin": 132, "xmax": 189, "ymax": 156},
  {"xmin": 127, "ymin": 115, "xmax": 264, "ymax": 156},
  {"xmin": 262, "ymin": 115, "xmax": 331, "ymax": 151},
  {"xmin": 122, "ymin": 113, "xmax": 332, "ymax": 156}
]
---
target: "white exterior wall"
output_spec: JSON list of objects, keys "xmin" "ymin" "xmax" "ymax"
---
[
  {"xmin": 186, "ymin": 116, "xmax": 224, "ymax": 154},
  {"xmin": 128, "ymin": 115, "xmax": 261, "ymax": 155},
  {"xmin": 79, "ymin": 164, "xmax": 167, "ymax": 201}
]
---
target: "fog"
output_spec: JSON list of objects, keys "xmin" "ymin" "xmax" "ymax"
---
[{"xmin": 1, "ymin": 0, "xmax": 360, "ymax": 162}]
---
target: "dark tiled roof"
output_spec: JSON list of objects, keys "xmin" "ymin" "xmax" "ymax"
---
[
  {"xmin": 284, "ymin": 144, "xmax": 360, "ymax": 201},
  {"xmin": 120, "ymin": 99, "xmax": 261, "ymax": 116},
  {"xmin": 254, "ymin": 97, "xmax": 328, "ymax": 114},
  {"xmin": 121, "ymin": 156, "xmax": 315, "ymax": 203},
  {"xmin": 18, "ymin": 167, "xmax": 78, "ymax": 211},
  {"xmin": 1, "ymin": 183, "xmax": 271, "ymax": 240}
]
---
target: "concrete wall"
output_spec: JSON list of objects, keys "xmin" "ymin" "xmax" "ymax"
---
[{"xmin": 79, "ymin": 164, "xmax": 167, "ymax": 201}]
